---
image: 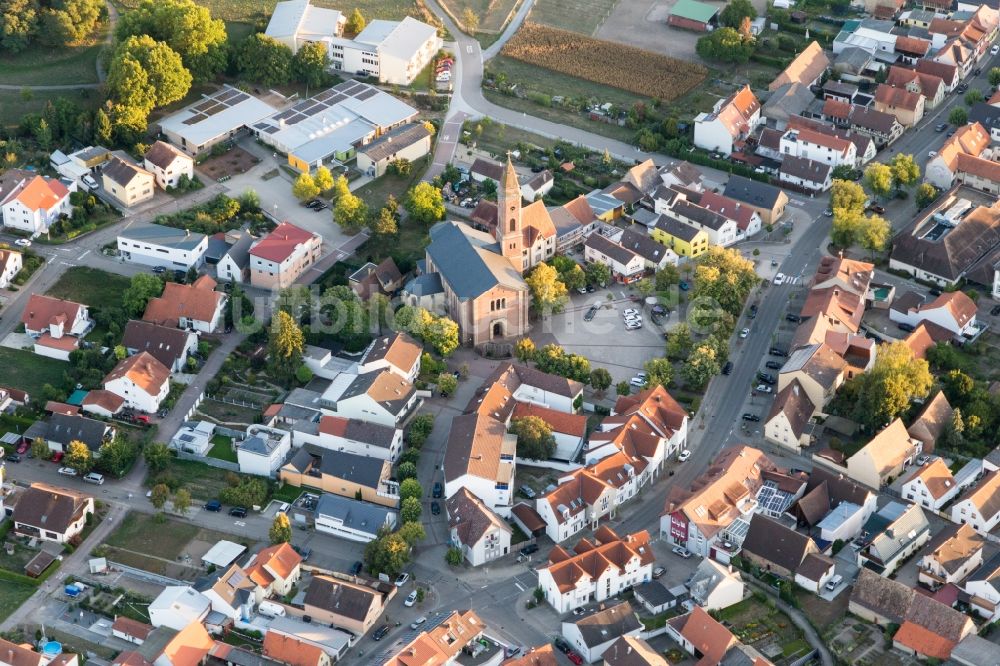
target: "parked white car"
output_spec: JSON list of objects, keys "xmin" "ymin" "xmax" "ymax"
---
[
  {"xmin": 58, "ymin": 467, "xmax": 77, "ymax": 476},
  {"xmin": 773, "ymin": 273, "xmax": 785, "ymax": 285},
  {"xmin": 404, "ymin": 591, "xmax": 417, "ymax": 607},
  {"xmin": 677, "ymin": 449, "xmax": 692, "ymax": 462}
]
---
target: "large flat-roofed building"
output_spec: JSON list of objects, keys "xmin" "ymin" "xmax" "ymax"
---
[
  {"xmin": 159, "ymin": 86, "xmax": 278, "ymax": 156},
  {"xmin": 253, "ymin": 81, "xmax": 418, "ymax": 172},
  {"xmin": 328, "ymin": 16, "xmax": 441, "ymax": 85},
  {"xmin": 117, "ymin": 225, "xmax": 209, "ymax": 270},
  {"xmin": 265, "ymin": 0, "xmax": 345, "ymax": 53}
]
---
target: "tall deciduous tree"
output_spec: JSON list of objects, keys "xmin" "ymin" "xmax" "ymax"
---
[
  {"xmin": 313, "ymin": 166, "xmax": 334, "ymax": 193},
  {"xmin": 234, "ymin": 33, "xmax": 293, "ymax": 86},
  {"xmin": 30, "ymin": 438, "xmax": 50, "ymax": 460},
  {"xmin": 269, "ymin": 513, "xmax": 292, "ymax": 544},
  {"xmin": 345, "ymin": 7, "xmax": 366, "ymax": 35},
  {"xmin": 696, "ymin": 27, "xmax": 754, "ymax": 64},
  {"xmin": 590, "ymin": 368, "xmax": 612, "ymax": 393},
  {"xmin": 123, "ymin": 272, "xmax": 165, "ymax": 317},
  {"xmin": 400, "ymin": 497, "xmax": 422, "ymax": 523},
  {"xmin": 268, "ymin": 310, "xmax": 305, "ymax": 384},
  {"xmin": 525, "ymin": 262, "xmax": 568, "ymax": 313},
  {"xmin": 515, "ymin": 337, "xmax": 536, "ymax": 364},
  {"xmin": 65, "ymin": 440, "xmax": 92, "ymax": 473},
  {"xmin": 150, "ymin": 483, "xmax": 170, "ymax": 510},
  {"xmin": 422, "ymin": 315, "xmax": 459, "ymax": 357},
  {"xmin": 719, "ymin": 0, "xmax": 756, "ymax": 27},
  {"xmin": 855, "ymin": 341, "xmax": 933, "ymax": 429},
  {"xmin": 172, "ymin": 488, "xmax": 191, "ymax": 515},
  {"xmin": 364, "ymin": 529, "xmax": 409, "ymax": 575},
  {"xmin": 292, "ymin": 40, "xmax": 330, "ymax": 88},
  {"xmin": 666, "ymin": 323, "xmax": 693, "ymax": 360},
  {"xmin": 643, "ymin": 358, "xmax": 674, "ymax": 388},
  {"xmin": 333, "ymin": 190, "xmax": 368, "ymax": 231},
  {"xmin": 462, "ymin": 7, "xmax": 479, "ymax": 32},
  {"xmin": 292, "ymin": 172, "xmax": 319, "ymax": 201},
  {"xmin": 692, "ymin": 247, "xmax": 758, "ymax": 317},
  {"xmin": 890, "ymin": 153, "xmax": 920, "ymax": 189},
  {"xmin": 369, "ymin": 206, "xmax": 398, "ymax": 235},
  {"xmin": 681, "ymin": 344, "xmax": 720, "ymax": 389},
  {"xmin": 916, "ymin": 183, "xmax": 939, "ymax": 210},
  {"xmin": 585, "ymin": 261, "xmax": 611, "ymax": 287},
  {"xmin": 509, "ymin": 416, "xmax": 556, "ymax": 460},
  {"xmin": 864, "ymin": 162, "xmax": 892, "ymax": 199},
  {"xmin": 115, "ymin": 0, "xmax": 228, "ymax": 80},
  {"xmin": 858, "ymin": 214, "xmax": 890, "ymax": 256},
  {"xmin": 404, "ymin": 182, "xmax": 445, "ymax": 225},
  {"xmin": 830, "ymin": 179, "xmax": 867, "ymax": 213}
]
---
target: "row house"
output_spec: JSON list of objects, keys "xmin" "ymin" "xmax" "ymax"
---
[
  {"xmin": 536, "ymin": 527, "xmax": 655, "ymax": 613},
  {"xmin": 822, "ymin": 100, "xmax": 904, "ymax": 147},
  {"xmin": 951, "ymin": 469, "xmax": 1000, "ymax": 535},
  {"xmin": 446, "ymin": 487, "xmax": 512, "ymax": 567},
  {"xmin": 784, "ymin": 115, "xmax": 877, "ymax": 166},
  {"xmin": 847, "ymin": 418, "xmax": 923, "ymax": 489},
  {"xmin": 779, "ymin": 127, "xmax": 857, "ymax": 167},
  {"xmin": 693, "ymin": 85, "xmax": 761, "ymax": 156},
  {"xmin": 584, "ymin": 233, "xmax": 645, "ymax": 284},
  {"xmin": 926, "ymin": 122, "xmax": 1000, "ymax": 195},
  {"xmin": 918, "ymin": 523, "xmax": 985, "ymax": 589},
  {"xmin": 779, "ymin": 155, "xmax": 833, "ymax": 193},
  {"xmin": 885, "ymin": 65, "xmax": 946, "ymax": 108},
  {"xmin": 917, "ymin": 57, "xmax": 960, "ymax": 91},
  {"xmin": 902, "ymin": 457, "xmax": 960, "ymax": 511},
  {"xmin": 857, "ymin": 502, "xmax": 931, "ymax": 576},
  {"xmin": 894, "ymin": 35, "xmax": 931, "ymax": 66},
  {"xmin": 777, "ymin": 342, "xmax": 847, "ymax": 416},
  {"xmin": 662, "ymin": 197, "xmax": 738, "ymax": 247},
  {"xmin": 874, "ymin": 83, "xmax": 925, "ymax": 128}
]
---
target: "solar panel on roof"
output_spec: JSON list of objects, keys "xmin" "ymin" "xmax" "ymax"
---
[
  {"xmin": 203, "ymin": 103, "xmax": 228, "ymax": 117},
  {"xmin": 328, "ymin": 93, "xmax": 347, "ymax": 105},
  {"xmin": 193, "ymin": 101, "xmax": 215, "ymax": 112},
  {"xmin": 301, "ymin": 104, "xmax": 324, "ymax": 116},
  {"xmin": 230, "ymin": 92, "xmax": 249, "ymax": 104},
  {"xmin": 217, "ymin": 88, "xmax": 241, "ymax": 102},
  {"xmin": 355, "ymin": 87, "xmax": 377, "ymax": 101},
  {"xmin": 182, "ymin": 114, "xmax": 207, "ymax": 125},
  {"xmin": 274, "ymin": 109, "xmax": 297, "ymax": 121},
  {"xmin": 262, "ymin": 126, "xmax": 279, "ymax": 134}
]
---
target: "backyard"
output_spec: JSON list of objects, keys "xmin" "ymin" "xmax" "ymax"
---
[
  {"xmin": 715, "ymin": 596, "xmax": 811, "ymax": 662},
  {"xmin": 47, "ymin": 267, "xmax": 133, "ymax": 311},
  {"xmin": 208, "ymin": 434, "xmax": 238, "ymax": 463},
  {"xmin": 0, "ymin": 348, "xmax": 70, "ymax": 397},
  {"xmin": 0, "ymin": 31, "xmax": 104, "ymax": 86}
]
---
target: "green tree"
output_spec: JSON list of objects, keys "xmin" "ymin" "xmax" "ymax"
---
[
  {"xmin": 965, "ymin": 88, "xmax": 985, "ymax": 106},
  {"xmin": 65, "ymin": 440, "xmax": 93, "ymax": 473},
  {"xmin": 437, "ymin": 372, "xmax": 458, "ymax": 397},
  {"xmin": 345, "ymin": 7, "xmax": 366, "ymax": 35},
  {"xmin": 655, "ymin": 265, "xmax": 680, "ymax": 292},
  {"xmin": 830, "ymin": 178, "xmax": 867, "ymax": 213},
  {"xmin": 858, "ymin": 214, "xmax": 890, "ymax": 256},
  {"xmin": 268, "ymin": 310, "xmax": 305, "ymax": 384},
  {"xmin": 33, "ymin": 118, "xmax": 52, "ymax": 150},
  {"xmin": 292, "ymin": 172, "xmax": 319, "ymax": 201},
  {"xmin": 509, "ymin": 415, "xmax": 556, "ymax": 460},
  {"xmin": 0, "ymin": 0, "xmax": 39, "ymax": 52},
  {"xmin": 397, "ymin": 461, "xmax": 418, "ymax": 481},
  {"xmin": 949, "ymin": 106, "xmax": 969, "ymax": 126},
  {"xmin": 333, "ymin": 190, "xmax": 368, "ymax": 231},
  {"xmin": 692, "ymin": 247, "xmax": 758, "ymax": 317},
  {"xmin": 399, "ymin": 478, "xmax": 423, "ymax": 503},
  {"xmin": 145, "ymin": 442, "xmax": 171, "ymax": 472},
  {"xmin": 400, "ymin": 497, "xmax": 422, "ymax": 523},
  {"xmin": 696, "ymin": 27, "xmax": 754, "ymax": 64},
  {"xmin": 666, "ymin": 322, "xmax": 694, "ymax": 360},
  {"xmin": 94, "ymin": 107, "xmax": 112, "ymax": 145},
  {"xmin": 525, "ymin": 262, "xmax": 569, "ymax": 313},
  {"xmin": 365, "ymin": 530, "xmax": 410, "ymax": 575},
  {"xmin": 943, "ymin": 407, "xmax": 965, "ymax": 449},
  {"xmin": 114, "ymin": 345, "xmax": 127, "ymax": 360},
  {"xmin": 643, "ymin": 358, "xmax": 674, "ymax": 388},
  {"xmin": 616, "ymin": 380, "xmax": 631, "ymax": 396},
  {"xmin": 990, "ymin": 67, "xmax": 1000, "ymax": 88},
  {"xmin": 269, "ymin": 512, "xmax": 292, "ymax": 544},
  {"xmin": 219, "ymin": 476, "xmax": 268, "ymax": 507},
  {"xmin": 123, "ymin": 272, "xmax": 165, "ymax": 316},
  {"xmin": 855, "ymin": 341, "xmax": 934, "ymax": 429},
  {"xmin": 462, "ymin": 7, "xmax": 479, "ymax": 32},
  {"xmin": 719, "ymin": 0, "xmax": 756, "ymax": 27},
  {"xmin": 408, "ymin": 413, "xmax": 434, "ymax": 447},
  {"xmin": 681, "ymin": 344, "xmax": 720, "ymax": 389},
  {"xmin": 590, "ymin": 368, "xmax": 612, "ymax": 393},
  {"xmin": 585, "ymin": 261, "xmax": 611, "ymax": 287},
  {"xmin": 515, "ymin": 337, "xmax": 536, "ymax": 364},
  {"xmin": 150, "ymin": 483, "xmax": 170, "ymax": 510},
  {"xmin": 172, "ymin": 488, "xmax": 191, "ymax": 515},
  {"xmin": 234, "ymin": 33, "xmax": 293, "ymax": 86},
  {"xmin": 404, "ymin": 182, "xmax": 446, "ymax": 225},
  {"xmin": 916, "ymin": 183, "xmax": 939, "ymax": 210},
  {"xmin": 292, "ymin": 40, "xmax": 330, "ymax": 88},
  {"xmin": 369, "ymin": 206, "xmax": 398, "ymax": 235},
  {"xmin": 115, "ymin": 0, "xmax": 228, "ymax": 80},
  {"xmin": 97, "ymin": 436, "xmax": 139, "ymax": 477},
  {"xmin": 831, "ymin": 206, "xmax": 863, "ymax": 248},
  {"xmin": 446, "ymin": 546, "xmax": 463, "ymax": 565},
  {"xmin": 397, "ymin": 521, "xmax": 426, "ymax": 546},
  {"xmin": 864, "ymin": 162, "xmax": 893, "ymax": 199},
  {"xmin": 313, "ymin": 166, "xmax": 334, "ymax": 193},
  {"xmin": 30, "ymin": 438, "xmax": 50, "ymax": 460},
  {"xmin": 890, "ymin": 153, "xmax": 920, "ymax": 189},
  {"xmin": 423, "ymin": 315, "xmax": 459, "ymax": 357}
]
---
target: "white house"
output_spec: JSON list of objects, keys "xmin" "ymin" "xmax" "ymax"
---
[
  {"xmin": 142, "ymin": 276, "xmax": 227, "ymax": 333},
  {"xmin": 143, "ymin": 141, "xmax": 195, "ymax": 190},
  {"xmin": 216, "ymin": 233, "xmax": 254, "ymax": 284},
  {"xmin": 537, "ymin": 528, "xmax": 655, "ymax": 613},
  {"xmin": 357, "ymin": 332, "xmax": 422, "ymax": 382},
  {"xmin": 111, "ymin": 617, "xmax": 153, "ymax": 646},
  {"xmin": 521, "ymin": 170, "xmax": 555, "ymax": 201},
  {"xmin": 148, "ymin": 586, "xmax": 211, "ymax": 630},
  {"xmin": 857, "ymin": 503, "xmax": 931, "ymax": 576},
  {"xmin": 319, "ymin": 369, "xmax": 418, "ymax": 428},
  {"xmin": 12, "ymin": 483, "xmax": 94, "ymax": 544},
  {"xmin": 561, "ymin": 601, "xmax": 642, "ymax": 664},
  {"xmin": 0, "ymin": 248, "xmax": 22, "ymax": 289},
  {"xmin": 446, "ymin": 487, "xmax": 512, "ymax": 567},
  {"xmin": 200, "ymin": 564, "xmax": 259, "ymax": 622},
  {"xmin": 121, "ymin": 320, "xmax": 198, "ymax": 374},
  {"xmin": 918, "ymin": 523, "xmax": 984, "ymax": 589},
  {"xmin": 686, "ymin": 559, "xmax": 745, "ymax": 611},
  {"xmin": 663, "ymin": 197, "xmax": 739, "ymax": 247},
  {"xmin": 902, "ymin": 458, "xmax": 960, "ymax": 511},
  {"xmin": 118, "ymin": 226, "xmax": 208, "ymax": 271},
  {"xmin": 779, "ymin": 127, "xmax": 857, "ymax": 167},
  {"xmin": 444, "ymin": 413, "xmax": 516, "ymax": 518},
  {"xmin": 779, "ymin": 156, "xmax": 834, "ymax": 193},
  {"xmin": 325, "ymin": 17, "xmax": 442, "ymax": 85},
  {"xmin": 102, "ymin": 351, "xmax": 170, "ymax": 413},
  {"xmin": 964, "ymin": 552, "xmax": 1000, "ymax": 621},
  {"xmin": 764, "ymin": 379, "xmax": 816, "ymax": 451},
  {"xmin": 693, "ymin": 85, "xmax": 761, "ymax": 155},
  {"xmin": 0, "ymin": 174, "xmax": 73, "ymax": 235},
  {"xmin": 264, "ymin": 0, "xmax": 345, "ymax": 53},
  {"xmin": 20, "ymin": 294, "xmax": 92, "ymax": 361},
  {"xmin": 293, "ymin": 415, "xmax": 403, "ymax": 462},
  {"xmin": 889, "ymin": 290, "xmax": 979, "ymax": 338},
  {"xmin": 237, "ymin": 425, "xmax": 292, "ymax": 477},
  {"xmin": 584, "ymin": 233, "xmax": 644, "ymax": 283},
  {"xmin": 313, "ymin": 493, "xmax": 396, "ymax": 543},
  {"xmin": 816, "ymin": 501, "xmax": 867, "ymax": 544},
  {"xmin": 951, "ymin": 470, "xmax": 1000, "ymax": 535},
  {"xmin": 170, "ymin": 420, "xmax": 216, "ymax": 456}
]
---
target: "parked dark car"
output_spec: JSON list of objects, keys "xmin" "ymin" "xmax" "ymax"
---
[
  {"xmin": 929, "ymin": 288, "xmax": 942, "ymax": 296},
  {"xmin": 520, "ymin": 544, "xmax": 539, "ymax": 556},
  {"xmin": 432, "ymin": 482, "xmax": 443, "ymax": 498},
  {"xmin": 785, "ymin": 314, "xmax": 801, "ymax": 323},
  {"xmin": 721, "ymin": 361, "xmax": 733, "ymax": 375},
  {"xmin": 765, "ymin": 360, "xmax": 783, "ymax": 369},
  {"xmin": 991, "ymin": 304, "xmax": 1000, "ymax": 316},
  {"xmin": 757, "ymin": 372, "xmax": 776, "ymax": 384},
  {"xmin": 228, "ymin": 507, "xmax": 247, "ymax": 518},
  {"xmin": 742, "ymin": 413, "xmax": 761, "ymax": 422},
  {"xmin": 867, "ymin": 204, "xmax": 886, "ymax": 214},
  {"xmin": 769, "ymin": 347, "xmax": 788, "ymax": 357},
  {"xmin": 748, "ymin": 304, "xmax": 758, "ymax": 319},
  {"xmin": 204, "ymin": 500, "xmax": 222, "ymax": 512},
  {"xmin": 554, "ymin": 638, "xmax": 571, "ymax": 654},
  {"xmin": 431, "ymin": 501, "xmax": 441, "ymax": 515},
  {"xmin": 372, "ymin": 625, "xmax": 390, "ymax": 641},
  {"xmin": 350, "ymin": 560, "xmax": 364, "ymax": 575},
  {"xmin": 5, "ymin": 454, "xmax": 21, "ymax": 463},
  {"xmin": 898, "ymin": 322, "xmax": 916, "ymax": 332}
]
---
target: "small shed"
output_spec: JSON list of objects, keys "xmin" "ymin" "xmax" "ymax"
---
[
  {"xmin": 201, "ymin": 540, "xmax": 246, "ymax": 569},
  {"xmin": 25, "ymin": 551, "xmax": 57, "ymax": 578},
  {"xmin": 668, "ymin": 0, "xmax": 719, "ymax": 32}
]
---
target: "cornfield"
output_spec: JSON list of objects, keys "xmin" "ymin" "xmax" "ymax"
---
[{"xmin": 501, "ymin": 22, "xmax": 707, "ymax": 102}]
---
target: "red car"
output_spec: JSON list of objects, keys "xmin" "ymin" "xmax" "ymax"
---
[
  {"xmin": 51, "ymin": 451, "xmax": 64, "ymax": 463},
  {"xmin": 566, "ymin": 651, "xmax": 583, "ymax": 665},
  {"xmin": 16, "ymin": 440, "xmax": 29, "ymax": 454}
]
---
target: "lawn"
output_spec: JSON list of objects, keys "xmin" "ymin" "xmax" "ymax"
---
[
  {"xmin": 0, "ymin": 542, "xmax": 37, "ymax": 574},
  {"xmin": 0, "ymin": 89, "xmax": 100, "ymax": 130},
  {"xmin": 0, "ymin": 582, "xmax": 35, "ymax": 623},
  {"xmin": 527, "ymin": 0, "xmax": 618, "ymax": 35},
  {"xmin": 104, "ymin": 512, "xmax": 199, "ymax": 561},
  {"xmin": 208, "ymin": 434, "xmax": 238, "ymax": 463},
  {"xmin": 196, "ymin": 398, "xmax": 261, "ymax": 425},
  {"xmin": 272, "ymin": 483, "xmax": 304, "ymax": 504},
  {"xmin": 149, "ymin": 456, "xmax": 240, "ymax": 501},
  {"xmin": 0, "ymin": 348, "xmax": 70, "ymax": 397},
  {"xmin": 47, "ymin": 267, "xmax": 133, "ymax": 311},
  {"xmin": 0, "ymin": 32, "xmax": 104, "ymax": 86},
  {"xmin": 441, "ymin": 0, "xmax": 519, "ymax": 32}
]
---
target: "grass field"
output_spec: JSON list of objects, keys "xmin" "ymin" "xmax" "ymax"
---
[
  {"xmin": 441, "ymin": 0, "xmax": 520, "ymax": 32},
  {"xmin": 0, "ymin": 89, "xmax": 100, "ymax": 130},
  {"xmin": 208, "ymin": 435, "xmax": 238, "ymax": 462},
  {"xmin": 0, "ymin": 582, "xmax": 36, "ymax": 623},
  {"xmin": 0, "ymin": 32, "xmax": 105, "ymax": 86},
  {"xmin": 0, "ymin": 348, "xmax": 70, "ymax": 396},
  {"xmin": 47, "ymin": 266, "xmax": 133, "ymax": 311},
  {"xmin": 105, "ymin": 512, "xmax": 200, "ymax": 560},
  {"xmin": 151, "ymin": 457, "xmax": 239, "ymax": 500},
  {"xmin": 528, "ymin": 0, "xmax": 617, "ymax": 34}
]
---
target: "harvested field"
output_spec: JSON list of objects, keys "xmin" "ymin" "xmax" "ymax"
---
[{"xmin": 501, "ymin": 22, "xmax": 707, "ymax": 102}]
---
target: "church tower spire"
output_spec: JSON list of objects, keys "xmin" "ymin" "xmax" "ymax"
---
[{"xmin": 498, "ymin": 154, "xmax": 524, "ymax": 273}]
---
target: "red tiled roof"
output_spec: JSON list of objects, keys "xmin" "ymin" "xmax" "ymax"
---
[{"xmin": 251, "ymin": 222, "xmax": 318, "ymax": 263}]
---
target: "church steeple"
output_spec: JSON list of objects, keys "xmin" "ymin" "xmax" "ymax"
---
[{"xmin": 498, "ymin": 154, "xmax": 524, "ymax": 273}]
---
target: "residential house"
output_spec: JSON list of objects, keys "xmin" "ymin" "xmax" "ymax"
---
[
  {"xmin": 795, "ymin": 551, "xmax": 838, "ymax": 594},
  {"xmin": 965, "ymin": 551, "xmax": 1000, "ymax": 621},
  {"xmin": 764, "ymin": 379, "xmax": 816, "ymax": 450},
  {"xmin": 142, "ymin": 275, "xmax": 227, "ymax": 333},
  {"xmin": 216, "ymin": 233, "xmax": 254, "ymax": 283},
  {"xmin": 926, "ymin": 122, "xmax": 1000, "ymax": 193},
  {"xmin": 762, "ymin": 82, "xmax": 816, "ymax": 131},
  {"xmin": 111, "ymin": 617, "xmax": 154, "ymax": 646},
  {"xmin": 649, "ymin": 214, "xmax": 710, "ymax": 258},
  {"xmin": 889, "ymin": 290, "xmax": 979, "ymax": 338},
  {"xmin": 244, "ymin": 542, "xmax": 302, "ymax": 597},
  {"xmin": 382, "ymin": 610, "xmax": 486, "ymax": 666},
  {"xmin": 722, "ymin": 175, "xmax": 788, "ymax": 225},
  {"xmin": 615, "ymin": 228, "xmax": 677, "ymax": 271},
  {"xmin": 237, "ymin": 425, "xmax": 292, "ymax": 477},
  {"xmin": 686, "ymin": 558, "xmax": 744, "ymax": 611},
  {"xmin": 536, "ymin": 527, "xmax": 655, "ymax": 613},
  {"xmin": 550, "ymin": 195, "xmax": 599, "ymax": 253},
  {"xmin": 521, "ymin": 170, "xmax": 555, "ymax": 201},
  {"xmin": 0, "ymin": 248, "xmax": 21, "ymax": 289},
  {"xmin": 143, "ymin": 141, "xmax": 194, "ymax": 190},
  {"xmin": 0, "ymin": 174, "xmax": 72, "ymax": 235},
  {"xmin": 917, "ymin": 58, "xmax": 960, "ymax": 91},
  {"xmin": 950, "ymin": 634, "xmax": 1000, "ymax": 666},
  {"xmin": 250, "ymin": 222, "xmax": 322, "ymax": 289},
  {"xmin": 12, "ymin": 483, "xmax": 94, "ymax": 543},
  {"xmin": 779, "ymin": 155, "xmax": 833, "ymax": 192},
  {"xmin": 934, "ymin": 37, "xmax": 975, "ymax": 79},
  {"xmin": 584, "ymin": 233, "xmax": 645, "ymax": 283},
  {"xmin": 845, "ymin": 105, "xmax": 905, "ymax": 147},
  {"xmin": 561, "ymin": 601, "xmax": 642, "ymax": 664},
  {"xmin": 356, "ymin": 123, "xmax": 432, "ymax": 177},
  {"xmin": 23, "ymin": 412, "xmax": 114, "ymax": 454},
  {"xmin": 102, "ymin": 157, "xmax": 155, "ymax": 208},
  {"xmin": 199, "ymin": 563, "xmax": 259, "ymax": 622},
  {"xmin": 695, "ymin": 190, "xmax": 763, "ymax": 239},
  {"xmin": 0, "ymin": 639, "xmax": 78, "ymax": 666},
  {"xmin": 662, "ymin": 197, "xmax": 738, "ymax": 247},
  {"xmin": 665, "ymin": 606, "xmax": 738, "ymax": 666},
  {"xmin": 894, "ymin": 35, "xmax": 932, "ymax": 65},
  {"xmin": 693, "ymin": 85, "xmax": 761, "ymax": 156},
  {"xmin": 740, "ymin": 514, "xmax": 826, "ymax": 581},
  {"xmin": 779, "ymin": 127, "xmax": 857, "ymax": 167},
  {"xmin": 918, "ymin": 523, "xmax": 985, "ymax": 589},
  {"xmin": 117, "ymin": 226, "xmax": 209, "ymax": 271},
  {"xmin": 632, "ymin": 580, "xmax": 681, "ymax": 616},
  {"xmin": 323, "ymin": 16, "xmax": 441, "ymax": 85},
  {"xmin": 777, "ymin": 343, "xmax": 847, "ymax": 414},
  {"xmin": 847, "ymin": 418, "xmax": 923, "ymax": 489},
  {"xmin": 907, "ymin": 390, "xmax": 953, "ymax": 453},
  {"xmin": 601, "ymin": 636, "xmax": 668, "ymax": 666},
  {"xmin": 770, "ymin": 41, "xmax": 830, "ymax": 91},
  {"xmin": 951, "ymin": 470, "xmax": 1000, "ymax": 534},
  {"xmin": 319, "ymin": 369, "xmax": 418, "ymax": 427},
  {"xmin": 784, "ymin": 114, "xmax": 879, "ymax": 167},
  {"xmin": 885, "ymin": 65, "xmax": 945, "ymax": 109},
  {"xmin": 280, "ymin": 447, "xmax": 399, "ymax": 508},
  {"xmin": 902, "ymin": 458, "xmax": 960, "ymax": 511},
  {"xmin": 303, "ymin": 574, "xmax": 388, "ymax": 635},
  {"xmin": 443, "ymin": 412, "xmax": 516, "ymax": 517},
  {"xmin": 313, "ymin": 493, "xmax": 396, "ymax": 542},
  {"xmin": 295, "ymin": 415, "xmax": 403, "ymax": 462},
  {"xmin": 261, "ymin": 632, "xmax": 331, "ymax": 666},
  {"xmin": 793, "ymin": 467, "xmax": 877, "ymax": 532},
  {"xmin": 348, "ymin": 258, "xmax": 404, "ymax": 300},
  {"xmin": 102, "ymin": 351, "xmax": 171, "ymax": 413},
  {"xmin": 446, "ymin": 487, "xmax": 512, "ymax": 567},
  {"xmin": 20, "ymin": 293, "xmax": 91, "ymax": 360},
  {"xmin": 660, "ymin": 162, "xmax": 704, "ymax": 191},
  {"xmin": 121, "ymin": 320, "xmax": 198, "ymax": 374},
  {"xmin": 535, "ymin": 467, "xmax": 619, "ymax": 543},
  {"xmin": 857, "ymin": 503, "xmax": 931, "ymax": 575},
  {"xmin": 148, "ymin": 586, "xmax": 211, "ymax": 630}
]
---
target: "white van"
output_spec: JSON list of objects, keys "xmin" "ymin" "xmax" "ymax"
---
[
  {"xmin": 825, "ymin": 574, "xmax": 843, "ymax": 591},
  {"xmin": 83, "ymin": 472, "xmax": 105, "ymax": 485}
]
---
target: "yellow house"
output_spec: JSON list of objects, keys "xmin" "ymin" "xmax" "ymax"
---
[{"xmin": 650, "ymin": 215, "xmax": 709, "ymax": 257}]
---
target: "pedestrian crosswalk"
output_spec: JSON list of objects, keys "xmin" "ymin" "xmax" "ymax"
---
[{"xmin": 785, "ymin": 276, "xmax": 801, "ymax": 285}]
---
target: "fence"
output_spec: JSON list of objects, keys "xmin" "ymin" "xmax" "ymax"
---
[
  {"xmin": 185, "ymin": 391, "xmax": 204, "ymax": 421},
  {"xmin": 176, "ymin": 449, "xmax": 241, "ymax": 472},
  {"xmin": 109, "ymin": 561, "xmax": 185, "ymax": 587},
  {"xmin": 206, "ymin": 393, "xmax": 264, "ymax": 410}
]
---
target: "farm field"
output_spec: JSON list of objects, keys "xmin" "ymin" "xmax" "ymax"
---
[
  {"xmin": 528, "ymin": 0, "xmax": 617, "ymax": 34},
  {"xmin": 440, "ymin": 0, "xmax": 520, "ymax": 33},
  {"xmin": 501, "ymin": 22, "xmax": 706, "ymax": 102}
]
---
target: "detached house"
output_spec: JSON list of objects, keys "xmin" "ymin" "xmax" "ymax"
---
[
  {"xmin": 250, "ymin": 222, "xmax": 322, "ymax": 289},
  {"xmin": 244, "ymin": 542, "xmax": 302, "ymax": 597},
  {"xmin": 890, "ymin": 290, "xmax": 979, "ymax": 338},
  {"xmin": 117, "ymin": 225, "xmax": 208, "ymax": 271},
  {"xmin": 23, "ymin": 412, "xmax": 114, "ymax": 454},
  {"xmin": 847, "ymin": 418, "xmax": 923, "ymax": 489},
  {"xmin": 12, "ymin": 483, "xmax": 94, "ymax": 543},
  {"xmin": 951, "ymin": 469, "xmax": 1000, "ymax": 535},
  {"xmin": 777, "ymin": 343, "xmax": 847, "ymax": 414},
  {"xmin": 857, "ymin": 503, "xmax": 931, "ymax": 576},
  {"xmin": 693, "ymin": 85, "xmax": 761, "ymax": 156},
  {"xmin": 965, "ymin": 551, "xmax": 1000, "ymax": 621},
  {"xmin": 779, "ymin": 127, "xmax": 857, "ymax": 167},
  {"xmin": 320, "ymin": 369, "xmax": 418, "ymax": 427},
  {"xmin": 536, "ymin": 527, "xmax": 655, "ymax": 613},
  {"xmin": 902, "ymin": 458, "xmax": 960, "ymax": 511},
  {"xmin": 0, "ymin": 248, "xmax": 21, "ymax": 289},
  {"xmin": 584, "ymin": 233, "xmax": 645, "ymax": 283},
  {"xmin": 143, "ymin": 141, "xmax": 194, "ymax": 190},
  {"xmin": 764, "ymin": 379, "xmax": 816, "ymax": 450},
  {"xmin": 741, "ymin": 514, "xmax": 833, "ymax": 591},
  {"xmin": 102, "ymin": 351, "xmax": 171, "ymax": 413},
  {"xmin": 21, "ymin": 293, "xmax": 92, "ymax": 360},
  {"xmin": 780, "ymin": 156, "xmax": 833, "ymax": 193},
  {"xmin": 102, "ymin": 157, "xmax": 155, "ymax": 208},
  {"xmin": 0, "ymin": 174, "xmax": 72, "ymax": 235},
  {"xmin": 198, "ymin": 563, "xmax": 259, "ymax": 622},
  {"xmin": 918, "ymin": 523, "xmax": 985, "ymax": 589},
  {"xmin": 121, "ymin": 320, "xmax": 197, "ymax": 374},
  {"xmin": 925, "ymin": 122, "xmax": 1000, "ymax": 193},
  {"xmin": 561, "ymin": 601, "xmax": 642, "ymax": 664},
  {"xmin": 665, "ymin": 606, "xmax": 738, "ymax": 666},
  {"xmin": 722, "ymin": 175, "xmax": 788, "ymax": 225},
  {"xmin": 446, "ymin": 487, "xmax": 512, "ymax": 567},
  {"xmin": 444, "ymin": 413, "xmax": 516, "ymax": 517},
  {"xmin": 142, "ymin": 275, "xmax": 227, "ymax": 333},
  {"xmin": 303, "ymin": 574, "xmax": 387, "ymax": 636}
]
